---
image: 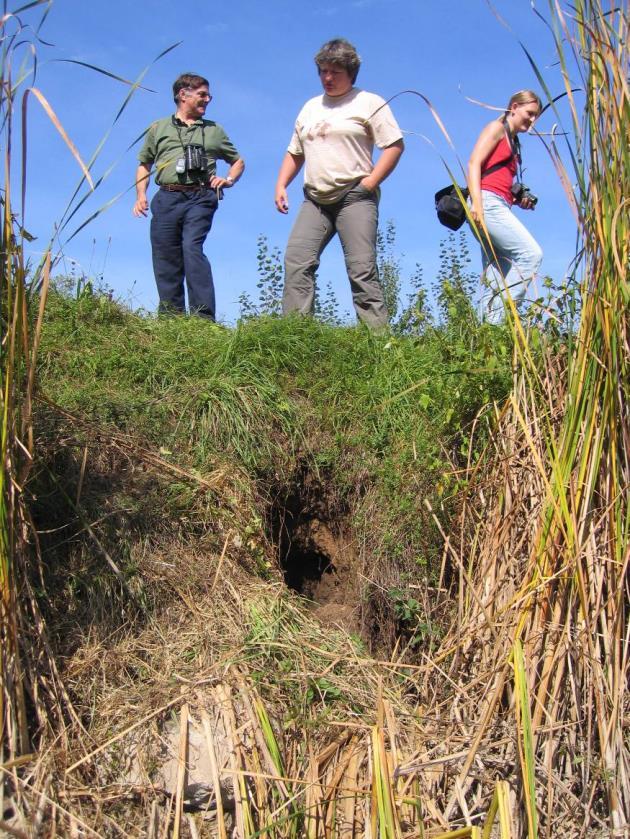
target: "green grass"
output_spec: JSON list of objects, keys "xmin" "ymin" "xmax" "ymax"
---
[
  {"xmin": 37, "ymin": 284, "xmax": 513, "ymax": 588},
  {"xmin": 39, "ymin": 283, "xmax": 511, "ymax": 486},
  {"xmin": 30, "ymin": 282, "xmax": 514, "ymax": 659}
]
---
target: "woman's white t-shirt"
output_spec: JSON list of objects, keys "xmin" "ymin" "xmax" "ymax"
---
[{"xmin": 288, "ymin": 88, "xmax": 402, "ymax": 204}]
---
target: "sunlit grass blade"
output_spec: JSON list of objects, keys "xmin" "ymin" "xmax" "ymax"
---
[
  {"xmin": 52, "ymin": 59, "xmax": 156, "ymax": 91},
  {"xmin": 481, "ymin": 781, "xmax": 512, "ymax": 839},
  {"xmin": 512, "ymin": 640, "xmax": 538, "ymax": 838},
  {"xmin": 370, "ymin": 724, "xmax": 401, "ymax": 839},
  {"xmin": 53, "ymin": 41, "xmax": 181, "ymax": 239},
  {"xmin": 23, "ymin": 87, "xmax": 93, "ymax": 188}
]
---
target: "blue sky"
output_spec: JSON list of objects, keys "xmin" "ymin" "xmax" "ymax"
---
[{"xmin": 17, "ymin": 0, "xmax": 579, "ymax": 322}]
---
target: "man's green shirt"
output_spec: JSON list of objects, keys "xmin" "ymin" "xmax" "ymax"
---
[{"xmin": 138, "ymin": 115, "xmax": 240, "ymax": 185}]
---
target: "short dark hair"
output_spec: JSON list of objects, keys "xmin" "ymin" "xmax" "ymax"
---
[
  {"xmin": 172, "ymin": 73, "xmax": 209, "ymax": 104},
  {"xmin": 314, "ymin": 38, "xmax": 361, "ymax": 84}
]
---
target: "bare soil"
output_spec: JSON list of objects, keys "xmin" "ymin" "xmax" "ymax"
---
[{"xmin": 286, "ymin": 516, "xmax": 362, "ymax": 636}]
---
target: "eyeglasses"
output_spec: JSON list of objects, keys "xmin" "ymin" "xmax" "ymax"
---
[{"xmin": 185, "ymin": 88, "xmax": 212, "ymax": 101}]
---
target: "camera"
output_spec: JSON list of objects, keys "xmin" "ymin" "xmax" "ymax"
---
[{"xmin": 511, "ymin": 182, "xmax": 538, "ymax": 207}]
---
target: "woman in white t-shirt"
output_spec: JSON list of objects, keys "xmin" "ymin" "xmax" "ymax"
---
[{"xmin": 274, "ymin": 38, "xmax": 404, "ymax": 328}]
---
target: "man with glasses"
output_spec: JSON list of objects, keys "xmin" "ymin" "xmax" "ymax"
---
[{"xmin": 133, "ymin": 73, "xmax": 244, "ymax": 320}]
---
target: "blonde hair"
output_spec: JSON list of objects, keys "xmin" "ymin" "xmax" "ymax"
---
[{"xmin": 506, "ymin": 89, "xmax": 542, "ymax": 113}]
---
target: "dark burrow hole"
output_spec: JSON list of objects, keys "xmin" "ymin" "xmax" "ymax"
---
[
  {"xmin": 268, "ymin": 473, "xmax": 434, "ymax": 656},
  {"xmin": 269, "ymin": 477, "xmax": 337, "ymax": 599},
  {"xmin": 268, "ymin": 472, "xmax": 365, "ymax": 640},
  {"xmin": 281, "ymin": 518, "xmax": 335, "ymax": 598}
]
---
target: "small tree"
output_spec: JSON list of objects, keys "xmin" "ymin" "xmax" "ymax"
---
[
  {"xmin": 256, "ymin": 235, "xmax": 284, "ymax": 316},
  {"xmin": 434, "ymin": 232, "xmax": 476, "ymax": 330},
  {"xmin": 377, "ymin": 220, "xmax": 401, "ymax": 323},
  {"xmin": 396, "ymin": 263, "xmax": 432, "ymax": 335},
  {"xmin": 314, "ymin": 280, "xmax": 342, "ymax": 325},
  {"xmin": 237, "ymin": 290, "xmax": 258, "ymax": 321}
]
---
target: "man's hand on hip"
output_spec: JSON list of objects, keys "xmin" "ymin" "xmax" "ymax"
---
[{"xmin": 210, "ymin": 175, "xmax": 234, "ymax": 189}]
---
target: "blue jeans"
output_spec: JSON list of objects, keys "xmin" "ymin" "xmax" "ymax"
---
[
  {"xmin": 150, "ymin": 187, "xmax": 219, "ymax": 319},
  {"xmin": 474, "ymin": 190, "xmax": 543, "ymax": 324}
]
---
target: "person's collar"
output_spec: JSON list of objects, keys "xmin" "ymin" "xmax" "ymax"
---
[
  {"xmin": 322, "ymin": 86, "xmax": 357, "ymax": 105},
  {"xmin": 173, "ymin": 112, "xmax": 204, "ymax": 126}
]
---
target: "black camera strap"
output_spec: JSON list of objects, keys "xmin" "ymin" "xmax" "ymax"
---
[
  {"xmin": 480, "ymin": 129, "xmax": 521, "ymax": 180},
  {"xmin": 172, "ymin": 116, "xmax": 206, "ymax": 152},
  {"xmin": 481, "ymin": 158, "xmax": 512, "ymax": 179},
  {"xmin": 509, "ymin": 130, "xmax": 525, "ymax": 182}
]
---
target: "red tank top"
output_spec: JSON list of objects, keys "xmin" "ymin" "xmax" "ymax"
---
[{"xmin": 481, "ymin": 134, "xmax": 517, "ymax": 204}]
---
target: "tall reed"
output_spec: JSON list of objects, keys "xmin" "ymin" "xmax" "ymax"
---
[
  {"xmin": 0, "ymin": 0, "xmax": 154, "ymax": 762},
  {"xmin": 514, "ymin": 0, "xmax": 628, "ymax": 828},
  {"xmin": 0, "ymin": 0, "xmax": 51, "ymax": 760},
  {"xmin": 427, "ymin": 0, "xmax": 628, "ymax": 833}
]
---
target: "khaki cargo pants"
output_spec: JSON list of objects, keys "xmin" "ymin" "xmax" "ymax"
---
[{"xmin": 282, "ymin": 184, "xmax": 389, "ymax": 328}]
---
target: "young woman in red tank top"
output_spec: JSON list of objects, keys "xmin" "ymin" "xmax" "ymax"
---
[{"xmin": 467, "ymin": 90, "xmax": 543, "ymax": 323}]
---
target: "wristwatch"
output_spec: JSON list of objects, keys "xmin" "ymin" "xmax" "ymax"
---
[{"xmin": 226, "ymin": 176, "xmax": 234, "ymax": 186}]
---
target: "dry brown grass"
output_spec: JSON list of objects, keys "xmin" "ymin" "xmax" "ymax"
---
[{"xmin": 2, "ymin": 2, "xmax": 628, "ymax": 837}]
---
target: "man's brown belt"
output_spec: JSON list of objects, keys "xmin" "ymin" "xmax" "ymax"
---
[{"xmin": 160, "ymin": 183, "xmax": 211, "ymax": 192}]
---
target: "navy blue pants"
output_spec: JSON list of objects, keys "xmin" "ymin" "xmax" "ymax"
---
[{"xmin": 150, "ymin": 187, "xmax": 219, "ymax": 319}]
